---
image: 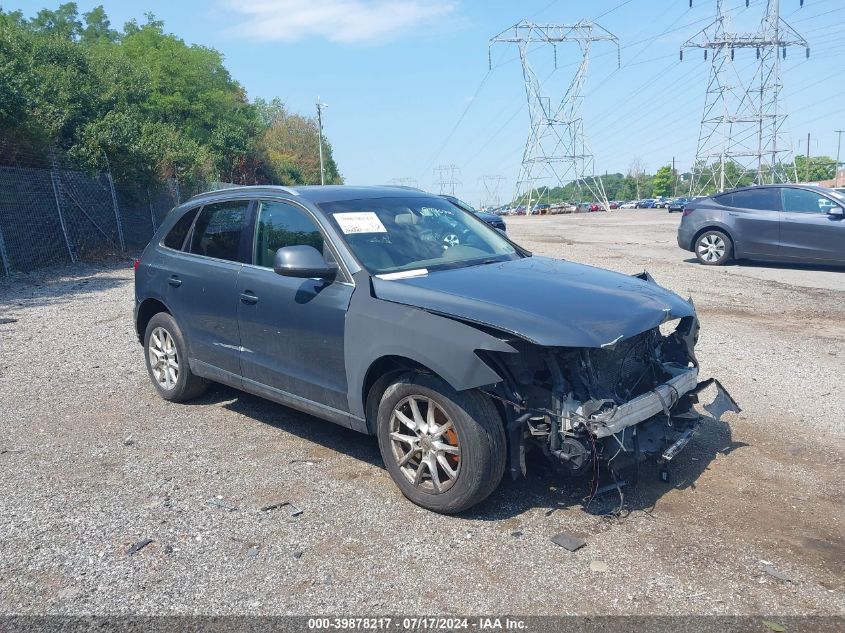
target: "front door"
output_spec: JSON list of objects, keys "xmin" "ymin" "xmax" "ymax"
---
[
  {"xmin": 237, "ymin": 199, "xmax": 353, "ymax": 410},
  {"xmin": 779, "ymin": 188, "xmax": 845, "ymax": 263}
]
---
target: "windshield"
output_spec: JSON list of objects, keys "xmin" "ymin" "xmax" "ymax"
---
[
  {"xmin": 320, "ymin": 196, "xmax": 522, "ymax": 275},
  {"xmin": 828, "ymin": 188, "xmax": 845, "ymax": 203}
]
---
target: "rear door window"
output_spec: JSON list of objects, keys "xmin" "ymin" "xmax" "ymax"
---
[{"xmin": 189, "ymin": 200, "xmax": 251, "ymax": 262}]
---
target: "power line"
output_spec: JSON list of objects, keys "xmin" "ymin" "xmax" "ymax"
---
[{"xmin": 594, "ymin": 0, "xmax": 635, "ymax": 20}]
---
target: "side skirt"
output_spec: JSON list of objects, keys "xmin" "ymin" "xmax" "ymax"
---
[{"xmin": 189, "ymin": 359, "xmax": 369, "ymax": 434}]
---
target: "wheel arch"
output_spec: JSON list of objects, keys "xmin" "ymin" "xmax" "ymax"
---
[
  {"xmin": 362, "ymin": 355, "xmax": 444, "ymax": 434},
  {"xmin": 135, "ymin": 297, "xmax": 171, "ymax": 343},
  {"xmin": 692, "ymin": 223, "xmax": 736, "ymax": 255}
]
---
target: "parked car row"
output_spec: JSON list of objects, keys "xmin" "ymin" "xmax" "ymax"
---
[
  {"xmin": 494, "ymin": 202, "xmax": 604, "ymax": 215},
  {"xmin": 601, "ymin": 197, "xmax": 695, "ymax": 211}
]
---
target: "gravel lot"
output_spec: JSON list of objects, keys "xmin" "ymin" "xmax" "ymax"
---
[{"xmin": 0, "ymin": 209, "xmax": 842, "ymax": 615}]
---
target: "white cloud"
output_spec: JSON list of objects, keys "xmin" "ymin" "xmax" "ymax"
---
[{"xmin": 223, "ymin": 0, "xmax": 456, "ymax": 45}]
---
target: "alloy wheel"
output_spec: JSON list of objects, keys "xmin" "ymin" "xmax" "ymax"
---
[
  {"xmin": 148, "ymin": 326, "xmax": 179, "ymax": 390},
  {"xmin": 697, "ymin": 234, "xmax": 726, "ymax": 262},
  {"xmin": 389, "ymin": 395, "xmax": 461, "ymax": 493}
]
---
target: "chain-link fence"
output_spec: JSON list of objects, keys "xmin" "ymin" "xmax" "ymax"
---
[{"xmin": 0, "ymin": 142, "xmax": 230, "ymax": 275}]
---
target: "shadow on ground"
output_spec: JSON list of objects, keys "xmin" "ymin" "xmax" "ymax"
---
[
  {"xmin": 682, "ymin": 256, "xmax": 845, "ymax": 272},
  {"xmin": 188, "ymin": 383, "xmax": 746, "ymax": 522},
  {"xmin": 467, "ymin": 413, "xmax": 746, "ymax": 522}
]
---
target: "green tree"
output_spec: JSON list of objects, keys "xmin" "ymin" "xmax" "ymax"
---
[
  {"xmin": 255, "ymin": 98, "xmax": 342, "ymax": 185},
  {"xmin": 652, "ymin": 164, "xmax": 674, "ymax": 197},
  {"xmin": 80, "ymin": 5, "xmax": 118, "ymax": 43},
  {"xmin": 792, "ymin": 155, "xmax": 836, "ymax": 182},
  {"xmin": 1, "ymin": 5, "xmax": 341, "ymax": 188},
  {"xmin": 29, "ymin": 2, "xmax": 81, "ymax": 39}
]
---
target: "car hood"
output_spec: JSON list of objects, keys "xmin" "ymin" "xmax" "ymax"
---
[
  {"xmin": 371, "ymin": 256, "xmax": 695, "ymax": 348},
  {"xmin": 475, "ymin": 211, "xmax": 501, "ymax": 223}
]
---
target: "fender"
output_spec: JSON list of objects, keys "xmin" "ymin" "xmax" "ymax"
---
[{"xmin": 344, "ymin": 273, "xmax": 516, "ymax": 421}]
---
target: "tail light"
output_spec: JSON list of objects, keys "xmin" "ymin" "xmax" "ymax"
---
[
  {"xmin": 682, "ymin": 208, "xmax": 694, "ymax": 217},
  {"xmin": 133, "ymin": 258, "xmax": 140, "ymax": 271}
]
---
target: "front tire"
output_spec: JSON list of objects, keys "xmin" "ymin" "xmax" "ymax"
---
[
  {"xmin": 694, "ymin": 230, "xmax": 733, "ymax": 266},
  {"xmin": 376, "ymin": 373, "xmax": 506, "ymax": 514},
  {"xmin": 144, "ymin": 312, "xmax": 208, "ymax": 402}
]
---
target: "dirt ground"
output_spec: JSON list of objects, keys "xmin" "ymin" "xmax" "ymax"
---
[{"xmin": 0, "ymin": 208, "xmax": 842, "ymax": 616}]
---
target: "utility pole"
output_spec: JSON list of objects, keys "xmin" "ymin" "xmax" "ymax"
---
[
  {"xmin": 316, "ymin": 97, "xmax": 328, "ymax": 185},
  {"xmin": 682, "ymin": 0, "xmax": 808, "ymax": 194},
  {"xmin": 805, "ymin": 131, "xmax": 811, "ymax": 182},
  {"xmin": 672, "ymin": 156, "xmax": 677, "ymax": 196},
  {"xmin": 490, "ymin": 20, "xmax": 620, "ymax": 213},
  {"xmin": 835, "ymin": 129, "xmax": 844, "ymax": 186}
]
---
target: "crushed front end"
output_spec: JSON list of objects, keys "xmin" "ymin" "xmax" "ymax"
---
[{"xmin": 481, "ymin": 301, "xmax": 740, "ymax": 482}]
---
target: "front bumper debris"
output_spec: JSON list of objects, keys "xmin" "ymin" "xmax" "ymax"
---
[
  {"xmin": 586, "ymin": 366, "xmax": 699, "ymax": 438},
  {"xmin": 660, "ymin": 417, "xmax": 702, "ymax": 462}
]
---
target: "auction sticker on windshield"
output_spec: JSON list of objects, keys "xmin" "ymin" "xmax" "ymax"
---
[{"xmin": 333, "ymin": 212, "xmax": 387, "ymax": 234}]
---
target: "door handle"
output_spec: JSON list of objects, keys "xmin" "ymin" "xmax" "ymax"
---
[
  {"xmin": 167, "ymin": 275, "xmax": 182, "ymax": 287},
  {"xmin": 240, "ymin": 291, "xmax": 259, "ymax": 305}
]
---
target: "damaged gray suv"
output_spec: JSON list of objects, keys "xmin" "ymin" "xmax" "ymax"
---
[{"xmin": 134, "ymin": 185, "xmax": 736, "ymax": 513}]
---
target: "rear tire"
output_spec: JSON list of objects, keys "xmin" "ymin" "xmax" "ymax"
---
[
  {"xmin": 694, "ymin": 230, "xmax": 733, "ymax": 266},
  {"xmin": 144, "ymin": 312, "xmax": 208, "ymax": 402},
  {"xmin": 376, "ymin": 373, "xmax": 506, "ymax": 514}
]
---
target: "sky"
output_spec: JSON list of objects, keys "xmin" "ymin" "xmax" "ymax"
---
[{"xmin": 10, "ymin": 0, "xmax": 845, "ymax": 206}]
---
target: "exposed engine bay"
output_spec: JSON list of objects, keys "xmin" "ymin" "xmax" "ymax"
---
[
  {"xmin": 368, "ymin": 263, "xmax": 740, "ymax": 488},
  {"xmin": 480, "ymin": 294, "xmax": 740, "ymax": 482}
]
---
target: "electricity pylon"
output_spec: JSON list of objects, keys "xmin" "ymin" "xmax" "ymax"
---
[
  {"xmin": 481, "ymin": 174, "xmax": 506, "ymax": 208},
  {"xmin": 682, "ymin": 0, "xmax": 808, "ymax": 194},
  {"xmin": 434, "ymin": 164, "xmax": 461, "ymax": 196},
  {"xmin": 490, "ymin": 20, "xmax": 619, "ymax": 213},
  {"xmin": 388, "ymin": 177, "xmax": 419, "ymax": 189}
]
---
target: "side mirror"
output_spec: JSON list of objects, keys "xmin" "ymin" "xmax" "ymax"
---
[
  {"xmin": 828, "ymin": 206, "xmax": 845, "ymax": 218},
  {"xmin": 273, "ymin": 245, "xmax": 337, "ymax": 280}
]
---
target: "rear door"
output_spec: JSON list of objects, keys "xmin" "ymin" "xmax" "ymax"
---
[
  {"xmin": 236, "ymin": 199, "xmax": 353, "ymax": 410},
  {"xmin": 779, "ymin": 188, "xmax": 845, "ymax": 263},
  {"xmin": 718, "ymin": 188, "xmax": 781, "ymax": 257},
  {"xmin": 164, "ymin": 199, "xmax": 252, "ymax": 377}
]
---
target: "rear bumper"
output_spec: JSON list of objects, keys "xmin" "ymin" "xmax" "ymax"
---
[{"xmin": 677, "ymin": 224, "xmax": 695, "ymax": 251}]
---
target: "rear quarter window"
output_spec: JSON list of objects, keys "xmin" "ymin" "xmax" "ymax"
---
[{"xmin": 163, "ymin": 208, "xmax": 200, "ymax": 250}]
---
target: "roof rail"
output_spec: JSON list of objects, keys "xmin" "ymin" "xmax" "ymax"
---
[
  {"xmin": 381, "ymin": 184, "xmax": 424, "ymax": 192},
  {"xmin": 186, "ymin": 185, "xmax": 300, "ymax": 203}
]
